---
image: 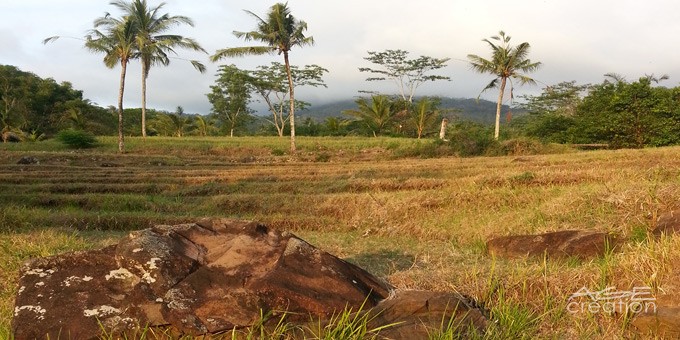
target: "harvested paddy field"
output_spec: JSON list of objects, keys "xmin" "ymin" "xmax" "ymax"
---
[{"xmin": 2, "ymin": 136, "xmax": 680, "ymax": 338}]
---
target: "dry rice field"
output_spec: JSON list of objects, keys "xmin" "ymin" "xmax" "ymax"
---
[{"xmin": 2, "ymin": 136, "xmax": 680, "ymax": 338}]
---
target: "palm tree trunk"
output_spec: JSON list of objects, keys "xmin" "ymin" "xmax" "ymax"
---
[
  {"xmin": 117, "ymin": 60, "xmax": 128, "ymax": 153},
  {"xmin": 494, "ymin": 77, "xmax": 507, "ymax": 140},
  {"xmin": 283, "ymin": 51, "xmax": 296, "ymax": 153},
  {"xmin": 141, "ymin": 61, "xmax": 148, "ymax": 139}
]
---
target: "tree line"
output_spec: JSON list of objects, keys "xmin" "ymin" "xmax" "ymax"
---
[
  {"xmin": 36, "ymin": 0, "xmax": 538, "ymax": 153},
  {"xmin": 7, "ymin": 0, "xmax": 680, "ymax": 152},
  {"xmin": 513, "ymin": 74, "xmax": 680, "ymax": 149}
]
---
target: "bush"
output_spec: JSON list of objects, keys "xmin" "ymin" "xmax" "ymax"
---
[
  {"xmin": 56, "ymin": 129, "xmax": 98, "ymax": 149},
  {"xmin": 485, "ymin": 137, "xmax": 575, "ymax": 156},
  {"xmin": 393, "ymin": 139, "xmax": 455, "ymax": 158},
  {"xmin": 446, "ymin": 121, "xmax": 496, "ymax": 157},
  {"xmin": 485, "ymin": 137, "xmax": 544, "ymax": 156}
]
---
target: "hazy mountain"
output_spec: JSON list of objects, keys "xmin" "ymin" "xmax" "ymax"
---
[{"xmin": 296, "ymin": 97, "xmax": 521, "ymax": 124}]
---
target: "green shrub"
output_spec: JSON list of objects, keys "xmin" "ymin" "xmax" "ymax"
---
[
  {"xmin": 393, "ymin": 139, "xmax": 455, "ymax": 159},
  {"xmin": 485, "ymin": 137, "xmax": 545, "ymax": 156},
  {"xmin": 56, "ymin": 129, "xmax": 98, "ymax": 149},
  {"xmin": 447, "ymin": 121, "xmax": 496, "ymax": 157}
]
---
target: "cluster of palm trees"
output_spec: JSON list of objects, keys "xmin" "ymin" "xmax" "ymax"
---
[
  {"xmin": 46, "ymin": 0, "xmax": 207, "ymax": 152},
  {"xmin": 46, "ymin": 1, "xmax": 311, "ymax": 154}
]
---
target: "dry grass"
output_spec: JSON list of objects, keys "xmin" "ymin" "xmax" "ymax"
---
[{"xmin": 2, "ymin": 137, "xmax": 680, "ymax": 338}]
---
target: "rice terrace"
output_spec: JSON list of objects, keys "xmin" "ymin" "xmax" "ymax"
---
[{"xmin": 2, "ymin": 137, "xmax": 680, "ymax": 338}]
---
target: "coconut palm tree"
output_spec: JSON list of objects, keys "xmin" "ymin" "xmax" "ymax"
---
[
  {"xmin": 86, "ymin": 15, "xmax": 138, "ymax": 153},
  {"xmin": 409, "ymin": 97, "xmax": 440, "ymax": 139},
  {"xmin": 343, "ymin": 95, "xmax": 395, "ymax": 137},
  {"xmin": 44, "ymin": 12, "xmax": 137, "ymax": 152},
  {"xmin": 468, "ymin": 31, "xmax": 541, "ymax": 140},
  {"xmin": 211, "ymin": 2, "xmax": 314, "ymax": 153},
  {"xmin": 110, "ymin": 0, "xmax": 206, "ymax": 138}
]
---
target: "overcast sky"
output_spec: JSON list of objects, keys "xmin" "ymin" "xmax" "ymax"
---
[{"xmin": 2, "ymin": 0, "xmax": 680, "ymax": 114}]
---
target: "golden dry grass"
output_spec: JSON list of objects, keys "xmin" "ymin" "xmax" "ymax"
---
[{"xmin": 2, "ymin": 137, "xmax": 680, "ymax": 338}]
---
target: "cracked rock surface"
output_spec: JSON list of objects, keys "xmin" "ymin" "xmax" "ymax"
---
[{"xmin": 11, "ymin": 219, "xmax": 392, "ymax": 338}]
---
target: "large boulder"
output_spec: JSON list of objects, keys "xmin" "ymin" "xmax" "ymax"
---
[
  {"xmin": 11, "ymin": 219, "xmax": 487, "ymax": 339},
  {"xmin": 487, "ymin": 229, "xmax": 620, "ymax": 260}
]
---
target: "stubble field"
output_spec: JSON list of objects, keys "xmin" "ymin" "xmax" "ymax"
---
[{"xmin": 1, "ymin": 136, "xmax": 680, "ymax": 338}]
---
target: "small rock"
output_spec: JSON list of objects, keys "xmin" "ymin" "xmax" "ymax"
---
[
  {"xmin": 652, "ymin": 210, "xmax": 680, "ymax": 236},
  {"xmin": 17, "ymin": 156, "xmax": 39, "ymax": 165},
  {"xmin": 632, "ymin": 307, "xmax": 680, "ymax": 338},
  {"xmin": 366, "ymin": 290, "xmax": 488, "ymax": 339}
]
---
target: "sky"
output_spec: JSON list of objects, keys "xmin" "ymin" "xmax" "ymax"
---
[{"xmin": 2, "ymin": 0, "xmax": 680, "ymax": 114}]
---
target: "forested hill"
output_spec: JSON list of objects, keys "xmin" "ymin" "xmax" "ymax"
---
[{"xmin": 298, "ymin": 97, "xmax": 519, "ymax": 124}]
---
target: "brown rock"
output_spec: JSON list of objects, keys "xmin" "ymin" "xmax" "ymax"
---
[
  {"xmin": 11, "ymin": 219, "xmax": 394, "ymax": 339},
  {"xmin": 631, "ymin": 307, "xmax": 680, "ymax": 338},
  {"xmin": 487, "ymin": 229, "xmax": 619, "ymax": 259},
  {"xmin": 652, "ymin": 210, "xmax": 680, "ymax": 236}
]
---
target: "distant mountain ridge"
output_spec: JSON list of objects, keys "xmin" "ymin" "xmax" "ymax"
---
[{"xmin": 297, "ymin": 97, "xmax": 520, "ymax": 124}]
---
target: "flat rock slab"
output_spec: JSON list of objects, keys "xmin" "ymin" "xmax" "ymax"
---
[
  {"xmin": 11, "ymin": 219, "xmax": 393, "ymax": 339},
  {"xmin": 487, "ymin": 230, "xmax": 619, "ymax": 259}
]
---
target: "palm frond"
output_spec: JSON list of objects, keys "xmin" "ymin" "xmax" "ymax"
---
[
  {"xmin": 42, "ymin": 36, "xmax": 60, "ymax": 44},
  {"xmin": 211, "ymin": 46, "xmax": 274, "ymax": 61},
  {"xmin": 190, "ymin": 60, "xmax": 207, "ymax": 73}
]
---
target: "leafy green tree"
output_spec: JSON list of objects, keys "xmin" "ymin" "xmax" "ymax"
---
[
  {"xmin": 517, "ymin": 81, "xmax": 588, "ymax": 143},
  {"xmin": 359, "ymin": 49, "xmax": 450, "ymax": 104},
  {"xmin": 576, "ymin": 74, "xmax": 677, "ymax": 148},
  {"xmin": 1, "ymin": 65, "xmax": 112, "ymax": 139},
  {"xmin": 211, "ymin": 2, "xmax": 314, "ymax": 153},
  {"xmin": 468, "ymin": 31, "xmax": 541, "ymax": 140},
  {"xmin": 0, "ymin": 66, "xmax": 29, "ymax": 138},
  {"xmin": 110, "ymin": 0, "xmax": 206, "ymax": 138},
  {"xmin": 208, "ymin": 64, "xmax": 253, "ymax": 137},
  {"xmin": 408, "ymin": 97, "xmax": 441, "ymax": 139},
  {"xmin": 519, "ymin": 81, "xmax": 588, "ymax": 117},
  {"xmin": 343, "ymin": 95, "xmax": 396, "ymax": 137},
  {"xmin": 245, "ymin": 62, "xmax": 326, "ymax": 136}
]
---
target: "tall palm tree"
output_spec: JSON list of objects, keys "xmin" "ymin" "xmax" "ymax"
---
[
  {"xmin": 86, "ymin": 15, "xmax": 138, "ymax": 153},
  {"xmin": 110, "ymin": 0, "xmax": 206, "ymax": 138},
  {"xmin": 468, "ymin": 31, "xmax": 541, "ymax": 140},
  {"xmin": 211, "ymin": 2, "xmax": 314, "ymax": 153}
]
